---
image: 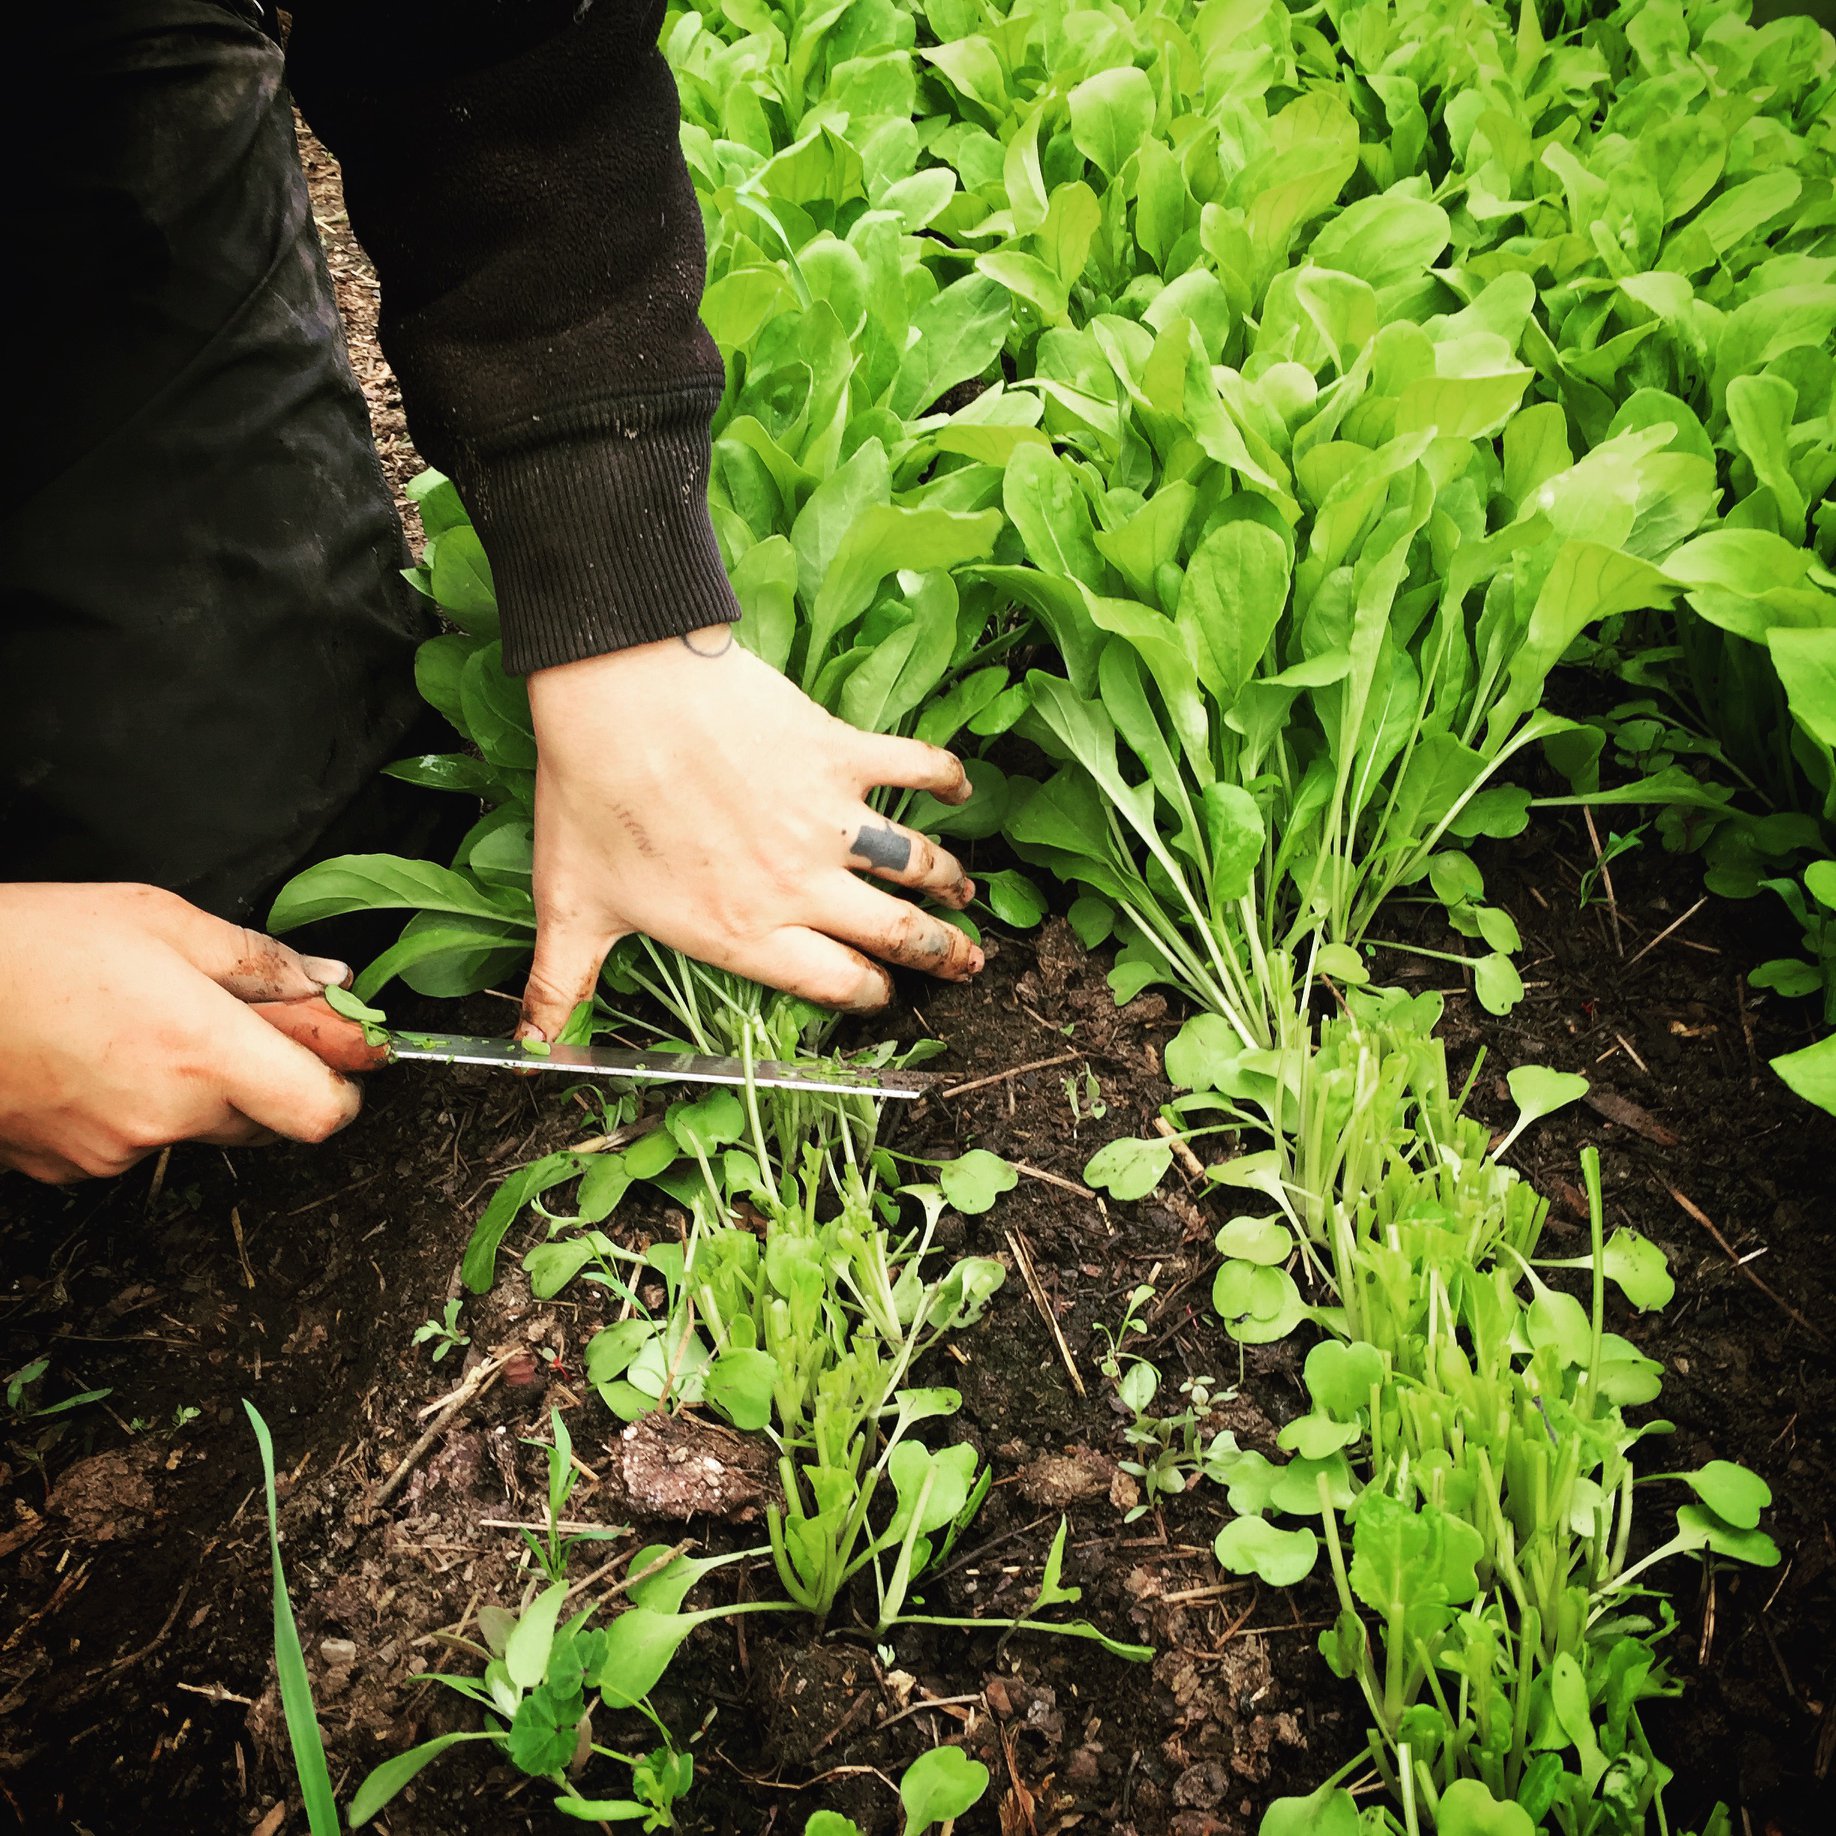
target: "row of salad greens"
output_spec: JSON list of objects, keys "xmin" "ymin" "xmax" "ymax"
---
[{"xmin": 268, "ymin": 0, "xmax": 1830, "ymax": 1828}]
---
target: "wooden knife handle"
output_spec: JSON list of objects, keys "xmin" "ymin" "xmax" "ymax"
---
[{"xmin": 250, "ymin": 996, "xmax": 390, "ymax": 1075}]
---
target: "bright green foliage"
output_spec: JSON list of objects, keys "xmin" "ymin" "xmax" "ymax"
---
[
  {"xmin": 1083, "ymin": 1132, "xmax": 1174, "ymax": 1198},
  {"xmin": 1485, "ymin": 2, "xmax": 1836, "ymax": 1108},
  {"xmin": 5, "ymin": 1358, "xmax": 111, "ymax": 1423},
  {"xmin": 412, "ymin": 1297, "xmax": 472, "ymax": 1365},
  {"xmin": 1178, "ymin": 991, "xmax": 1773, "ymax": 1835},
  {"xmin": 899, "ymin": 1745, "xmax": 990, "ymax": 1835},
  {"xmin": 1259, "ymin": 1781, "xmax": 1361, "ymax": 1836},
  {"xmin": 1214, "ymin": 1514, "xmax": 1320, "ymax": 1586},
  {"xmin": 321, "ymin": 982, "xmax": 390, "ymax": 1048},
  {"xmin": 346, "ymin": 1567, "xmax": 703, "ymax": 1827},
  {"xmin": 1494, "ymin": 1063, "xmax": 1590, "ymax": 1158},
  {"xmin": 935, "ymin": 1146, "xmax": 1020, "ymax": 1212}
]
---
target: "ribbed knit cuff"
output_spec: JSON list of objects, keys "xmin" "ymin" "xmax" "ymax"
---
[{"xmin": 462, "ymin": 382, "xmax": 740, "ymax": 676}]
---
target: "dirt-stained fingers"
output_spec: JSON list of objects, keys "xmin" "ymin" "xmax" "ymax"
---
[
  {"xmin": 519, "ymin": 910, "xmax": 624, "ymax": 1042},
  {"xmin": 212, "ymin": 1000, "xmax": 364, "ymax": 1145},
  {"xmin": 853, "ymin": 733, "xmax": 972, "ymax": 805},
  {"xmin": 821, "ymin": 880, "xmax": 983, "ymax": 981},
  {"xmin": 844, "ymin": 814, "xmax": 974, "ymax": 910},
  {"xmin": 131, "ymin": 884, "xmax": 351, "ymax": 1001},
  {"xmin": 730, "ymin": 928, "xmax": 894, "ymax": 1014}
]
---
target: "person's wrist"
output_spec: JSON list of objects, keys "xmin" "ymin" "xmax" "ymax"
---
[{"xmin": 527, "ymin": 624, "xmax": 741, "ymax": 724}]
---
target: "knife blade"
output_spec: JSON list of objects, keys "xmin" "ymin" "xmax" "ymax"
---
[
  {"xmin": 382, "ymin": 1031, "xmax": 935, "ymax": 1098},
  {"xmin": 253, "ymin": 997, "xmax": 937, "ymax": 1098}
]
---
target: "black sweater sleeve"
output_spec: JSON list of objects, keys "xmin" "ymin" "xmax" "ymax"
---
[{"xmin": 285, "ymin": 0, "xmax": 737, "ymax": 675}]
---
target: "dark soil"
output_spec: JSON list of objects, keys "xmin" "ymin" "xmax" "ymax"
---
[{"xmin": 4, "ymin": 128, "xmax": 1830, "ymax": 1836}]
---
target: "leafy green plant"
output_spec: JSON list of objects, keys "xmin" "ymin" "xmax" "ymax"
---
[
  {"xmin": 900, "ymin": 1743, "xmax": 991, "ymax": 1836},
  {"xmin": 1094, "ymin": 1282, "xmax": 1222, "ymax": 1517},
  {"xmin": 1178, "ymin": 987, "xmax": 1774, "ymax": 1832},
  {"xmin": 1117, "ymin": 1371, "xmax": 1230, "ymax": 1524},
  {"xmin": 748, "ymin": 1168, "xmax": 1008, "ymax": 1624},
  {"xmin": 1576, "ymin": 824, "xmax": 1646, "ymax": 912},
  {"xmin": 800, "ymin": 1742, "xmax": 992, "ymax": 1836},
  {"xmin": 347, "ymin": 1571, "xmax": 699, "ymax": 1830},
  {"xmin": 1093, "ymin": 1279, "xmax": 1155, "ymax": 1396},
  {"xmin": 411, "ymin": 1299, "xmax": 470, "ymax": 1365},
  {"xmin": 5, "ymin": 1359, "xmax": 116, "ymax": 1476}
]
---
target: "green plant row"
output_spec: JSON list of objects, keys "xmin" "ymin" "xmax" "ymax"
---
[{"xmin": 1159, "ymin": 990, "xmax": 1772, "ymax": 1836}]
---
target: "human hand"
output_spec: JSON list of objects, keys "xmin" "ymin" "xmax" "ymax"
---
[
  {"xmin": 0, "ymin": 884, "xmax": 365, "ymax": 1184},
  {"xmin": 519, "ymin": 627, "xmax": 984, "ymax": 1037}
]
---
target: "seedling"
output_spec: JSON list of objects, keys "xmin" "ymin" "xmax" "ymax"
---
[
  {"xmin": 411, "ymin": 1298, "xmax": 471, "ymax": 1365},
  {"xmin": 802, "ymin": 1745, "xmax": 991, "ymax": 1836},
  {"xmin": 1062, "ymin": 1065, "xmax": 1106, "ymax": 1122},
  {"xmin": 5, "ymin": 1359, "xmax": 115, "ymax": 1474},
  {"xmin": 347, "ymin": 1573, "xmax": 697, "ymax": 1828},
  {"xmin": 882, "ymin": 1515, "xmax": 1152, "ymax": 1662},
  {"xmin": 518, "ymin": 1409, "xmax": 623, "ymax": 1584},
  {"xmin": 1116, "ymin": 1377, "xmax": 1225, "ymax": 1524},
  {"xmin": 899, "ymin": 1745, "xmax": 990, "ymax": 1836},
  {"xmin": 1093, "ymin": 1281, "xmax": 1156, "ymax": 1396},
  {"xmin": 1578, "ymin": 824, "xmax": 1647, "ymax": 910},
  {"xmin": 245, "ymin": 1402, "xmax": 339, "ymax": 1836}
]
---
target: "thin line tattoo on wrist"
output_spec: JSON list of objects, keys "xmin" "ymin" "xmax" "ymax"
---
[
  {"xmin": 850, "ymin": 821, "xmax": 913, "ymax": 872},
  {"xmin": 679, "ymin": 626, "xmax": 735, "ymax": 657}
]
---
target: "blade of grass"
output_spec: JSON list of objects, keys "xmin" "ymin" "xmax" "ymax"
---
[{"xmin": 244, "ymin": 1400, "xmax": 340, "ymax": 1835}]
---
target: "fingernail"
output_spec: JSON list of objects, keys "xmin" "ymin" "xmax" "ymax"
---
[{"xmin": 304, "ymin": 956, "xmax": 353, "ymax": 989}]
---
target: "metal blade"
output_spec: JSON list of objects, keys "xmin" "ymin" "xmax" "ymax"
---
[{"xmin": 383, "ymin": 1032, "xmax": 935, "ymax": 1098}]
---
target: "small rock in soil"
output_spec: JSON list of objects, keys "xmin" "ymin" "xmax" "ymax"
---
[
  {"xmin": 1015, "ymin": 1446, "xmax": 1116, "ymax": 1506},
  {"xmin": 1229, "ymin": 1711, "xmax": 1305, "ymax": 1782},
  {"xmin": 602, "ymin": 1414, "xmax": 778, "ymax": 1522},
  {"xmin": 1023, "ymin": 1682, "xmax": 1064, "ymax": 1742},
  {"xmin": 1173, "ymin": 1759, "xmax": 1232, "ymax": 1809}
]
